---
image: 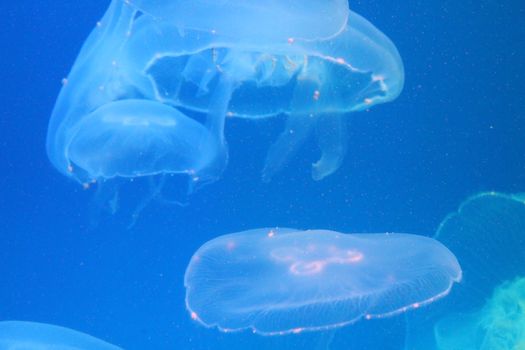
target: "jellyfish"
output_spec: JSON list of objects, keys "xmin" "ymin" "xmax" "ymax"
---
[
  {"xmin": 405, "ymin": 192, "xmax": 525, "ymax": 350},
  {"xmin": 46, "ymin": 0, "xmax": 403, "ymax": 197},
  {"xmin": 184, "ymin": 228, "xmax": 461, "ymax": 335},
  {"xmin": 0, "ymin": 321, "xmax": 122, "ymax": 349},
  {"xmin": 434, "ymin": 277, "xmax": 525, "ymax": 350},
  {"xmin": 141, "ymin": 9, "xmax": 404, "ymax": 181}
]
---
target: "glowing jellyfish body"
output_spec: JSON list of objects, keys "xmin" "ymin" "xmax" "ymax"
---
[
  {"xmin": 0, "ymin": 321, "xmax": 122, "ymax": 350},
  {"xmin": 184, "ymin": 228, "xmax": 461, "ymax": 335},
  {"xmin": 46, "ymin": 0, "xmax": 403, "ymax": 189}
]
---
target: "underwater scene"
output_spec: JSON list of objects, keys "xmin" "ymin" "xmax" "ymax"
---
[{"xmin": 1, "ymin": 0, "xmax": 524, "ymax": 349}]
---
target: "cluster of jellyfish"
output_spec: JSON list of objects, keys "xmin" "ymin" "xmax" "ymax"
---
[
  {"xmin": 4, "ymin": 192, "xmax": 524, "ymax": 348},
  {"xmin": 2, "ymin": 0, "xmax": 520, "ymax": 349},
  {"xmin": 45, "ymin": 0, "xmax": 404, "ymax": 191}
]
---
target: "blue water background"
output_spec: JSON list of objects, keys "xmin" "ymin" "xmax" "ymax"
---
[{"xmin": 1, "ymin": 1, "xmax": 524, "ymax": 349}]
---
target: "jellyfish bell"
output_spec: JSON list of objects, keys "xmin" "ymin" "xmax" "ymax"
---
[
  {"xmin": 65, "ymin": 99, "xmax": 222, "ymax": 182},
  {"xmin": 0, "ymin": 321, "xmax": 122, "ymax": 350},
  {"xmin": 184, "ymin": 228, "xmax": 461, "ymax": 335},
  {"xmin": 127, "ymin": 0, "xmax": 350, "ymax": 45}
]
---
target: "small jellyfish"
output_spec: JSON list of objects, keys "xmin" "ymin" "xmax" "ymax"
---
[
  {"xmin": 0, "ymin": 321, "xmax": 122, "ymax": 349},
  {"xmin": 184, "ymin": 228, "xmax": 461, "ymax": 335}
]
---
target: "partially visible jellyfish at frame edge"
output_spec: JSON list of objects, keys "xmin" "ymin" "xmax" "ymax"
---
[
  {"xmin": 434, "ymin": 276, "xmax": 525, "ymax": 350},
  {"xmin": 46, "ymin": 0, "xmax": 404, "ymax": 201},
  {"xmin": 184, "ymin": 228, "xmax": 461, "ymax": 335},
  {"xmin": 404, "ymin": 192, "xmax": 525, "ymax": 350},
  {"xmin": 0, "ymin": 320, "xmax": 122, "ymax": 350}
]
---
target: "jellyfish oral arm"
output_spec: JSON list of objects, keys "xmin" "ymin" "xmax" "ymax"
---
[
  {"xmin": 262, "ymin": 77, "xmax": 321, "ymax": 182},
  {"xmin": 262, "ymin": 111, "xmax": 315, "ymax": 182},
  {"xmin": 205, "ymin": 73, "xmax": 237, "ymax": 144},
  {"xmin": 312, "ymin": 113, "xmax": 348, "ymax": 180}
]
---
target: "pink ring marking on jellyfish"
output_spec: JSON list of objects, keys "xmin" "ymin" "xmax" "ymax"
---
[
  {"xmin": 288, "ymin": 249, "xmax": 365, "ymax": 276},
  {"xmin": 290, "ymin": 260, "xmax": 327, "ymax": 275},
  {"xmin": 346, "ymin": 249, "xmax": 364, "ymax": 263}
]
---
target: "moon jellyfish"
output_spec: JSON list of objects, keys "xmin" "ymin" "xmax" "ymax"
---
[
  {"xmin": 0, "ymin": 321, "xmax": 122, "ymax": 350},
  {"xmin": 184, "ymin": 228, "xmax": 461, "ymax": 335},
  {"xmin": 46, "ymin": 0, "xmax": 403, "ymax": 196},
  {"xmin": 435, "ymin": 277, "xmax": 525, "ymax": 350},
  {"xmin": 405, "ymin": 192, "xmax": 525, "ymax": 350}
]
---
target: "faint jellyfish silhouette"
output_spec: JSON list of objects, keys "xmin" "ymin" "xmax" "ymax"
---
[
  {"xmin": 405, "ymin": 192, "xmax": 525, "ymax": 350},
  {"xmin": 434, "ymin": 277, "xmax": 525, "ymax": 350},
  {"xmin": 0, "ymin": 321, "xmax": 122, "ymax": 350},
  {"xmin": 184, "ymin": 228, "xmax": 460, "ymax": 335}
]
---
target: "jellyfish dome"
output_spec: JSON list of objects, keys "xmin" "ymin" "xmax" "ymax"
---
[
  {"xmin": 46, "ymin": 0, "xmax": 403, "ymax": 190},
  {"xmin": 184, "ymin": 228, "xmax": 461, "ymax": 335},
  {"xmin": 127, "ymin": 0, "xmax": 350, "ymax": 45},
  {"xmin": 0, "ymin": 321, "xmax": 122, "ymax": 350}
]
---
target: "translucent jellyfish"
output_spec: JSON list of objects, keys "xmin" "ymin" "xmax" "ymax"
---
[
  {"xmin": 47, "ymin": 0, "xmax": 403, "ymax": 193},
  {"xmin": 0, "ymin": 321, "xmax": 122, "ymax": 349},
  {"xmin": 184, "ymin": 228, "xmax": 461, "ymax": 335},
  {"xmin": 128, "ymin": 0, "xmax": 350, "ymax": 44},
  {"xmin": 405, "ymin": 192, "xmax": 525, "ymax": 350},
  {"xmin": 435, "ymin": 277, "xmax": 525, "ymax": 350}
]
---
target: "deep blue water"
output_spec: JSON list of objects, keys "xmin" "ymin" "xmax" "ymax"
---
[{"xmin": 1, "ymin": 1, "xmax": 524, "ymax": 349}]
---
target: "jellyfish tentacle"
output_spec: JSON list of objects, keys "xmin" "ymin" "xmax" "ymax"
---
[
  {"xmin": 182, "ymin": 51, "xmax": 218, "ymax": 96},
  {"xmin": 312, "ymin": 113, "xmax": 348, "ymax": 181},
  {"xmin": 262, "ymin": 78, "xmax": 322, "ymax": 182},
  {"xmin": 205, "ymin": 73, "xmax": 236, "ymax": 143},
  {"xmin": 262, "ymin": 112, "xmax": 315, "ymax": 182},
  {"xmin": 194, "ymin": 72, "xmax": 236, "ymax": 184}
]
